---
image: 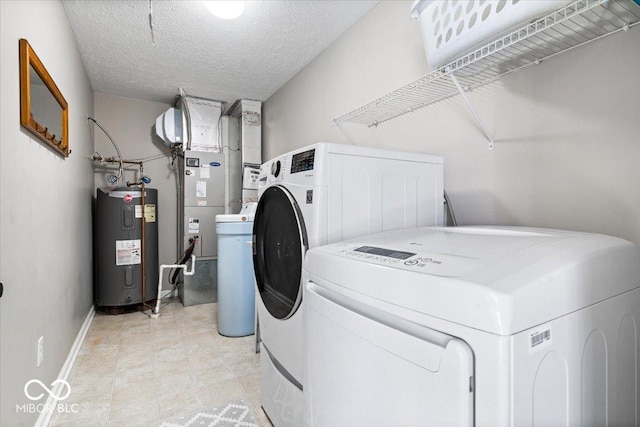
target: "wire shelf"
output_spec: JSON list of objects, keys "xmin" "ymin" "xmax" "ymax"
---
[{"xmin": 331, "ymin": 0, "xmax": 640, "ymax": 127}]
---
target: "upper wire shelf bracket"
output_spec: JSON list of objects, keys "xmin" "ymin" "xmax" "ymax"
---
[{"xmin": 330, "ymin": 0, "xmax": 640, "ymax": 128}]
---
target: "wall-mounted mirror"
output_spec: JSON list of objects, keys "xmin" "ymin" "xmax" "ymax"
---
[{"xmin": 19, "ymin": 39, "xmax": 69, "ymax": 157}]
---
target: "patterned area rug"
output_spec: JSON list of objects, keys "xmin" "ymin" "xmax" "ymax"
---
[{"xmin": 159, "ymin": 400, "xmax": 259, "ymax": 427}]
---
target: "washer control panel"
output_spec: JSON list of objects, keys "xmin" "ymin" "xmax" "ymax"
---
[
  {"xmin": 354, "ymin": 245, "xmax": 415, "ymax": 260},
  {"xmin": 327, "ymin": 243, "xmax": 487, "ymax": 278},
  {"xmin": 336, "ymin": 245, "xmax": 445, "ymax": 270},
  {"xmin": 291, "ymin": 148, "xmax": 315, "ymax": 174}
]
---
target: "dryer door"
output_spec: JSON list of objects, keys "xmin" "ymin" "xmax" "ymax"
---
[
  {"xmin": 253, "ymin": 185, "xmax": 308, "ymax": 319},
  {"xmin": 306, "ymin": 282, "xmax": 475, "ymax": 427}
]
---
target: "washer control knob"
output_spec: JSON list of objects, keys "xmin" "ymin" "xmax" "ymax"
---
[{"xmin": 271, "ymin": 160, "xmax": 281, "ymax": 177}]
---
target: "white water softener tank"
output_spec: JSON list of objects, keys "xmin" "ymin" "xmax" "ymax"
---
[
  {"xmin": 216, "ymin": 203, "xmax": 257, "ymax": 336},
  {"xmin": 95, "ymin": 187, "xmax": 159, "ymax": 307}
]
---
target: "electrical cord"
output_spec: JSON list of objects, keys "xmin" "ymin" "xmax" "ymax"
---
[
  {"xmin": 148, "ymin": 0, "xmax": 155, "ymax": 45},
  {"xmin": 444, "ymin": 190, "xmax": 458, "ymax": 226},
  {"xmin": 218, "ymin": 112, "xmax": 241, "ymax": 152},
  {"xmin": 169, "ymin": 238, "xmax": 197, "ymax": 285},
  {"xmin": 169, "ymin": 146, "xmax": 184, "ymax": 167}
]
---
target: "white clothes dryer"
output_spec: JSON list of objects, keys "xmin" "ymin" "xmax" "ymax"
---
[
  {"xmin": 303, "ymin": 226, "xmax": 640, "ymax": 427},
  {"xmin": 252, "ymin": 143, "xmax": 444, "ymax": 427}
]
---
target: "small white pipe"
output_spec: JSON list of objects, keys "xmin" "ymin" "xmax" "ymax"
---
[{"xmin": 150, "ymin": 255, "xmax": 196, "ymax": 318}]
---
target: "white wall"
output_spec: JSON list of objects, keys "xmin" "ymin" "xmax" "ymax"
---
[
  {"xmin": 93, "ymin": 93, "xmax": 177, "ymax": 289},
  {"xmin": 263, "ymin": 0, "xmax": 640, "ymax": 248},
  {"xmin": 0, "ymin": 1, "xmax": 94, "ymax": 425}
]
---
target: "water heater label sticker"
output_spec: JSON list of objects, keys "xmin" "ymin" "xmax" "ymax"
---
[
  {"xmin": 197, "ymin": 200, "xmax": 207, "ymax": 207},
  {"xmin": 196, "ymin": 181, "xmax": 207, "ymax": 198},
  {"xmin": 135, "ymin": 205, "xmax": 143, "ymax": 218},
  {"xmin": 188, "ymin": 218, "xmax": 200, "ymax": 234},
  {"xmin": 115, "ymin": 239, "xmax": 141, "ymax": 266},
  {"xmin": 144, "ymin": 204, "xmax": 156, "ymax": 222},
  {"xmin": 200, "ymin": 165, "xmax": 210, "ymax": 179},
  {"xmin": 528, "ymin": 323, "xmax": 552, "ymax": 353}
]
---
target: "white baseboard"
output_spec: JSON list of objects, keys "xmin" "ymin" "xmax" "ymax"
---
[{"xmin": 35, "ymin": 305, "xmax": 95, "ymax": 427}]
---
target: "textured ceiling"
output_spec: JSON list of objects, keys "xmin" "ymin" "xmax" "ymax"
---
[{"xmin": 62, "ymin": 0, "xmax": 379, "ymax": 105}]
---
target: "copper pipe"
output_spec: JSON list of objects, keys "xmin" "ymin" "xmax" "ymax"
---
[
  {"xmin": 141, "ymin": 185, "xmax": 146, "ymax": 305},
  {"xmin": 90, "ymin": 155, "xmax": 143, "ymax": 167},
  {"xmin": 140, "ymin": 163, "xmax": 147, "ymax": 308}
]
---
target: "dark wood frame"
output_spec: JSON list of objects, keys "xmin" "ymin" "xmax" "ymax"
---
[{"xmin": 19, "ymin": 39, "xmax": 70, "ymax": 157}]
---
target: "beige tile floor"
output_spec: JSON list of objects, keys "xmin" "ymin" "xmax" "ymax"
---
[{"xmin": 50, "ymin": 299, "xmax": 273, "ymax": 427}]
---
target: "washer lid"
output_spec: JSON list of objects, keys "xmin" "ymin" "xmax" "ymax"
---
[{"xmin": 303, "ymin": 226, "xmax": 640, "ymax": 335}]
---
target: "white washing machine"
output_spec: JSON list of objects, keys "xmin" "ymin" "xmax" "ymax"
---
[
  {"xmin": 303, "ymin": 226, "xmax": 640, "ymax": 427},
  {"xmin": 253, "ymin": 143, "xmax": 444, "ymax": 427}
]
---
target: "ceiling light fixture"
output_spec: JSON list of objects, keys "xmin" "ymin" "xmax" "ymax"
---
[{"xmin": 203, "ymin": 1, "xmax": 244, "ymax": 20}]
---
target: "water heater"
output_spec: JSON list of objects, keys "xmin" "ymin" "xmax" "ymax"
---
[{"xmin": 95, "ymin": 187, "xmax": 159, "ymax": 307}]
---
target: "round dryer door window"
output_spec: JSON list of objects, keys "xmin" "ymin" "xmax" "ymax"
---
[{"xmin": 253, "ymin": 185, "xmax": 308, "ymax": 319}]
